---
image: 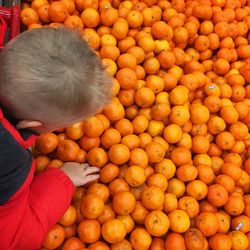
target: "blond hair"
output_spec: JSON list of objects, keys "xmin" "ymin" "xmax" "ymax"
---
[{"xmin": 0, "ymin": 28, "xmax": 111, "ymax": 123}]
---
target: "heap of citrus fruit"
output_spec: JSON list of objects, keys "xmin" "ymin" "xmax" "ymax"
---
[{"xmin": 21, "ymin": 0, "xmax": 250, "ymax": 249}]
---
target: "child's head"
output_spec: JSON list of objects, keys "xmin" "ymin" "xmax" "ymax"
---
[{"xmin": 0, "ymin": 28, "xmax": 111, "ymax": 133}]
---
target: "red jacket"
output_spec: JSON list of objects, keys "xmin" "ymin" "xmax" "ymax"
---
[{"xmin": 0, "ymin": 108, "xmax": 75, "ymax": 250}]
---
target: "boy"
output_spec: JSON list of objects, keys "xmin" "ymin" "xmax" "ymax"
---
[{"xmin": 0, "ymin": 28, "xmax": 111, "ymax": 250}]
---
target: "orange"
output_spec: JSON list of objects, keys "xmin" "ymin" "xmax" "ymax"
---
[
  {"xmin": 165, "ymin": 233, "xmax": 186, "ymax": 250},
  {"xmin": 87, "ymin": 147, "xmax": 108, "ymax": 168},
  {"xmin": 179, "ymin": 74, "xmax": 199, "ymax": 91},
  {"xmin": 112, "ymin": 18, "xmax": 129, "ymax": 40},
  {"xmin": 108, "ymin": 178, "xmax": 129, "ymax": 196},
  {"xmin": 49, "ymin": 159, "xmax": 63, "ymax": 168},
  {"xmin": 216, "ymin": 132, "xmax": 236, "ymax": 150},
  {"xmin": 167, "ymin": 178, "xmax": 185, "ymax": 198},
  {"xmin": 147, "ymin": 173, "xmax": 168, "ymax": 191},
  {"xmin": 100, "ymin": 45, "xmax": 120, "ymax": 61},
  {"xmin": 48, "ymin": 2, "xmax": 68, "ymax": 22},
  {"xmin": 100, "ymin": 8, "xmax": 118, "ymax": 26},
  {"xmin": 97, "ymin": 205, "xmax": 115, "ymax": 225},
  {"xmin": 65, "ymin": 121, "xmax": 84, "ymax": 141},
  {"xmin": 145, "ymin": 211, "xmax": 169, "ymax": 237},
  {"xmin": 141, "ymin": 186, "xmax": 164, "ymax": 210},
  {"xmin": 158, "ymin": 50, "xmax": 176, "ymax": 69},
  {"xmin": 229, "ymin": 231, "xmax": 249, "ymax": 250},
  {"xmin": 169, "ymin": 85, "xmax": 189, "ymax": 105},
  {"xmin": 155, "ymin": 159, "xmax": 176, "ymax": 180},
  {"xmin": 88, "ymin": 241, "xmax": 110, "ymax": 250},
  {"xmin": 108, "ymin": 144, "xmax": 130, "ymax": 165},
  {"xmin": 42, "ymin": 224, "xmax": 65, "ymax": 249},
  {"xmin": 224, "ymin": 195, "xmax": 245, "ymax": 216},
  {"xmin": 75, "ymin": 0, "xmax": 98, "ymax": 11},
  {"xmin": 135, "ymin": 87, "xmax": 155, "ymax": 108},
  {"xmin": 176, "ymin": 164, "xmax": 198, "ymax": 182},
  {"xmin": 126, "ymin": 10, "xmax": 143, "ymax": 28},
  {"xmin": 184, "ymin": 228, "xmax": 205, "ymax": 250},
  {"xmin": 64, "ymin": 15, "xmax": 83, "ymax": 33},
  {"xmin": 169, "ymin": 105, "xmax": 190, "ymax": 127},
  {"xmin": 131, "ymin": 201, "xmax": 149, "ymax": 225},
  {"xmin": 168, "ymin": 210, "xmax": 190, "ymax": 233},
  {"xmin": 145, "ymin": 141, "xmax": 165, "ymax": 163},
  {"xmin": 231, "ymin": 215, "xmax": 250, "ymax": 233},
  {"xmin": 37, "ymin": 4, "xmax": 50, "ymax": 23},
  {"xmin": 56, "ymin": 139, "xmax": 79, "ymax": 161},
  {"xmin": 116, "ymin": 68, "xmax": 137, "ymax": 89},
  {"xmin": 149, "ymin": 238, "xmax": 165, "ymax": 250},
  {"xmin": 84, "ymin": 116, "xmax": 104, "ymax": 137},
  {"xmin": 207, "ymin": 184, "xmax": 228, "ymax": 207},
  {"xmin": 229, "ymin": 122, "xmax": 248, "ymax": 140},
  {"xmin": 221, "ymin": 163, "xmax": 243, "ymax": 181},
  {"xmin": 21, "ymin": 8, "xmax": 39, "ymax": 26},
  {"xmin": 171, "ymin": 147, "xmax": 192, "ymax": 166},
  {"xmin": 197, "ymin": 164, "xmax": 216, "ymax": 185},
  {"xmin": 116, "ymin": 215, "xmax": 134, "ymax": 234},
  {"xmin": 215, "ymin": 175, "xmax": 235, "ymax": 193},
  {"xmin": 102, "ymin": 219, "xmax": 126, "ymax": 244},
  {"xmin": 145, "ymin": 75, "xmax": 164, "ymax": 94},
  {"xmin": 215, "ymin": 211, "xmax": 231, "ymax": 234},
  {"xmin": 124, "ymin": 165, "xmax": 146, "ymax": 187},
  {"xmin": 81, "ymin": 8, "xmax": 99, "ymax": 28},
  {"xmin": 103, "ymin": 98, "xmax": 125, "ymax": 121},
  {"xmin": 163, "ymin": 192, "xmax": 178, "ymax": 213},
  {"xmin": 195, "ymin": 212, "xmax": 219, "ymax": 237},
  {"xmin": 112, "ymin": 191, "xmax": 136, "ymax": 215},
  {"xmin": 151, "ymin": 21, "xmax": 173, "ymax": 39},
  {"xmin": 35, "ymin": 156, "xmax": 50, "ymax": 174},
  {"xmin": 82, "ymin": 28, "xmax": 100, "ymax": 50},
  {"xmin": 138, "ymin": 36, "xmax": 155, "ymax": 53},
  {"xmin": 186, "ymin": 180, "xmax": 208, "ymax": 200},
  {"xmin": 36, "ymin": 132, "xmax": 59, "ymax": 154},
  {"xmin": 77, "ymin": 219, "xmax": 101, "ymax": 244},
  {"xmin": 117, "ymin": 53, "xmax": 137, "ymax": 70},
  {"xmin": 173, "ymin": 27, "xmax": 189, "ymax": 44},
  {"xmin": 111, "ymin": 239, "xmax": 132, "ymax": 250},
  {"xmin": 192, "ymin": 135, "xmax": 210, "ymax": 154},
  {"xmin": 62, "ymin": 237, "xmax": 85, "ymax": 250},
  {"xmin": 115, "ymin": 118, "xmax": 134, "ymax": 136},
  {"xmin": 190, "ymin": 104, "xmax": 210, "ymax": 124},
  {"xmin": 163, "ymin": 124, "xmax": 182, "ymax": 144},
  {"xmin": 118, "ymin": 37, "xmax": 136, "ymax": 53},
  {"xmin": 58, "ymin": 205, "xmax": 77, "ymax": 227},
  {"xmin": 207, "ymin": 116, "xmax": 226, "ymax": 135},
  {"xmin": 31, "ymin": 0, "xmax": 48, "ymax": 11},
  {"xmin": 60, "ymin": 0, "xmax": 75, "ymax": 14},
  {"xmin": 178, "ymin": 196, "xmax": 199, "ymax": 218},
  {"xmin": 220, "ymin": 106, "xmax": 239, "ymax": 124},
  {"xmin": 86, "ymin": 183, "xmax": 110, "ymax": 203},
  {"xmin": 80, "ymin": 194, "xmax": 104, "ymax": 219},
  {"xmin": 121, "ymin": 134, "xmax": 140, "ymax": 150},
  {"xmin": 101, "ymin": 128, "xmax": 121, "ymax": 149},
  {"xmin": 130, "ymin": 228, "xmax": 152, "ymax": 250},
  {"xmin": 209, "ymin": 234, "xmax": 232, "ymax": 250},
  {"xmin": 79, "ymin": 136, "xmax": 100, "ymax": 151}
]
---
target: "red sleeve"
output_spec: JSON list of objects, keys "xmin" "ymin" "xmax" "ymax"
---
[
  {"xmin": 29, "ymin": 167, "xmax": 75, "ymax": 232},
  {"xmin": 0, "ymin": 165, "xmax": 75, "ymax": 250}
]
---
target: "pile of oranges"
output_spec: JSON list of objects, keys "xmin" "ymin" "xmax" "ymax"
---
[{"xmin": 21, "ymin": 0, "xmax": 250, "ymax": 249}]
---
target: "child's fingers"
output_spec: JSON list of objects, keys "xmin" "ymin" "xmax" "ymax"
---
[
  {"xmin": 82, "ymin": 174, "xmax": 100, "ymax": 184},
  {"xmin": 83, "ymin": 167, "xmax": 100, "ymax": 175}
]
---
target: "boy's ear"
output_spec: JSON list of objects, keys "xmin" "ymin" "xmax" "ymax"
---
[{"xmin": 16, "ymin": 120, "xmax": 42, "ymax": 130}]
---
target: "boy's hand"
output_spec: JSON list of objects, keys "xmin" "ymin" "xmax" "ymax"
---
[{"xmin": 60, "ymin": 163, "xmax": 100, "ymax": 187}]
